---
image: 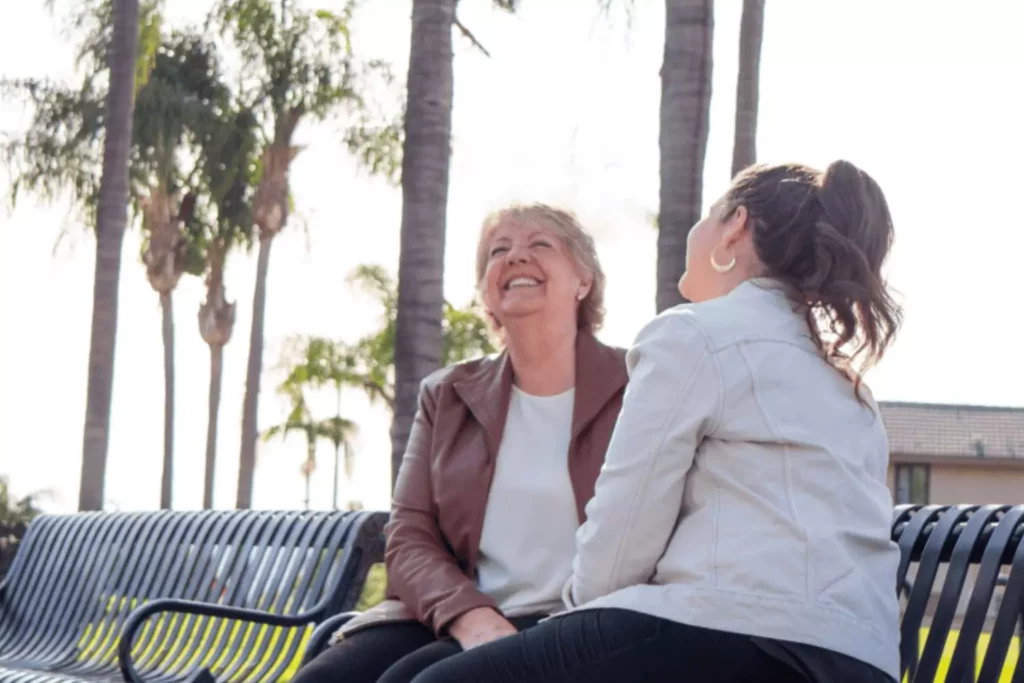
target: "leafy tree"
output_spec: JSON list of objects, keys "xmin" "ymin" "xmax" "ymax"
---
[
  {"xmin": 0, "ymin": 477, "xmax": 45, "ymax": 527},
  {"xmin": 212, "ymin": 0, "xmax": 402, "ymax": 509},
  {"xmin": 346, "ymin": 264, "xmax": 496, "ymax": 410},
  {"xmin": 273, "ymin": 264, "xmax": 495, "ymax": 504},
  {"xmin": 0, "ymin": 0, "xmax": 159, "ymax": 509}
]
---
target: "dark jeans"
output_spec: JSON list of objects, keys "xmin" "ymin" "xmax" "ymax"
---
[
  {"xmin": 408, "ymin": 609, "xmax": 896, "ymax": 683},
  {"xmin": 292, "ymin": 615, "xmax": 543, "ymax": 683}
]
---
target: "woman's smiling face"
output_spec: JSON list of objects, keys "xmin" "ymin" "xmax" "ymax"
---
[{"xmin": 480, "ymin": 218, "xmax": 588, "ymax": 331}]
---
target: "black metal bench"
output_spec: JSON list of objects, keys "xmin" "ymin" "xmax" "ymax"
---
[
  {"xmin": 297, "ymin": 505, "xmax": 1024, "ymax": 682},
  {"xmin": 0, "ymin": 509, "xmax": 385, "ymax": 683},
  {"xmin": 895, "ymin": 504, "xmax": 1023, "ymax": 682}
]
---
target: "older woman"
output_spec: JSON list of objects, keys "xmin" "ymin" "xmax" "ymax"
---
[
  {"xmin": 292, "ymin": 204, "xmax": 626, "ymax": 683},
  {"xmin": 412, "ymin": 161, "xmax": 902, "ymax": 683}
]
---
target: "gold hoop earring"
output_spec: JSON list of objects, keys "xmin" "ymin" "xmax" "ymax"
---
[{"xmin": 710, "ymin": 246, "xmax": 736, "ymax": 274}]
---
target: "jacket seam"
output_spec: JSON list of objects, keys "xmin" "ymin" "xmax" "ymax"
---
[
  {"xmin": 601, "ymin": 339, "xmax": 713, "ymax": 595},
  {"xmin": 736, "ymin": 343, "xmax": 811, "ymax": 601}
]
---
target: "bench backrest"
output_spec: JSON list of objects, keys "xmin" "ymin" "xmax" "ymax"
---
[
  {"xmin": 894, "ymin": 504, "xmax": 1023, "ymax": 682},
  {"xmin": 0, "ymin": 509, "xmax": 384, "ymax": 679}
]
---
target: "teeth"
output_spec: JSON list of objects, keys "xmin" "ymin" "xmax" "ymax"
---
[{"xmin": 507, "ymin": 277, "xmax": 540, "ymax": 288}]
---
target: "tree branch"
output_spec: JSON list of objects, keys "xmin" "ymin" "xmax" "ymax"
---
[{"xmin": 453, "ymin": 16, "xmax": 491, "ymax": 58}]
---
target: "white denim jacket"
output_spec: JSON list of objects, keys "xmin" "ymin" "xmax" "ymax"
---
[{"xmin": 564, "ymin": 279, "xmax": 900, "ymax": 680}]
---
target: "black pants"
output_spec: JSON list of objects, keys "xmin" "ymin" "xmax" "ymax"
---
[
  {"xmin": 292, "ymin": 616, "xmax": 543, "ymax": 683},
  {"xmin": 408, "ymin": 609, "xmax": 896, "ymax": 683}
]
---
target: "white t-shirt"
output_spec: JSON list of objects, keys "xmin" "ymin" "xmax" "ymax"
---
[{"xmin": 475, "ymin": 385, "xmax": 578, "ymax": 617}]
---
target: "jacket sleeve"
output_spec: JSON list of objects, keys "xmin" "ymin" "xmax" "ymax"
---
[
  {"xmin": 566, "ymin": 312, "xmax": 722, "ymax": 607},
  {"xmin": 384, "ymin": 379, "xmax": 499, "ymax": 635}
]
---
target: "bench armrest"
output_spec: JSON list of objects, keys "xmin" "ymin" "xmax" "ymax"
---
[
  {"xmin": 300, "ymin": 612, "xmax": 359, "ymax": 666},
  {"xmin": 117, "ymin": 598, "xmax": 331, "ymax": 683}
]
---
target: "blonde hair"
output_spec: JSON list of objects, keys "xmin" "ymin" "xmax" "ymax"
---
[{"xmin": 475, "ymin": 203, "xmax": 606, "ymax": 334}]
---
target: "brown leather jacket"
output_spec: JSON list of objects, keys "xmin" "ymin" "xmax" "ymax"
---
[{"xmin": 335, "ymin": 332, "xmax": 627, "ymax": 640}]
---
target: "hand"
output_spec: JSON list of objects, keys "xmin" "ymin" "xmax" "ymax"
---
[{"xmin": 448, "ymin": 607, "xmax": 519, "ymax": 649}]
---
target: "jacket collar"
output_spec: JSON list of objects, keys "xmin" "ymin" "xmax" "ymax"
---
[{"xmin": 452, "ymin": 331, "xmax": 627, "ymax": 459}]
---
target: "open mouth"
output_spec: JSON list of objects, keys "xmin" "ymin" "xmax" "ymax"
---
[{"xmin": 503, "ymin": 276, "xmax": 542, "ymax": 290}]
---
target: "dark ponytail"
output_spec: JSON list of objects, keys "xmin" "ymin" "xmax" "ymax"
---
[{"xmin": 724, "ymin": 161, "xmax": 903, "ymax": 392}]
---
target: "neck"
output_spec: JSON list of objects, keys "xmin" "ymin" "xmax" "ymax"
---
[{"xmin": 505, "ymin": 321, "xmax": 578, "ymax": 396}]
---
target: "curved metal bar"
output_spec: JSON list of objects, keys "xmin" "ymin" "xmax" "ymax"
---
[
  {"xmin": 299, "ymin": 612, "xmax": 359, "ymax": 667},
  {"xmin": 117, "ymin": 597, "xmax": 331, "ymax": 682}
]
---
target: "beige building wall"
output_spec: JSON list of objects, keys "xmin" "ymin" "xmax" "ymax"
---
[
  {"xmin": 929, "ymin": 465, "xmax": 1024, "ymax": 504},
  {"xmin": 887, "ymin": 462, "xmax": 1024, "ymax": 505}
]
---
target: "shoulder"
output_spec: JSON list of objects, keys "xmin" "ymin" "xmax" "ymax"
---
[
  {"xmin": 624, "ymin": 307, "xmax": 716, "ymax": 385},
  {"xmin": 633, "ymin": 304, "xmax": 714, "ymax": 354},
  {"xmin": 419, "ymin": 354, "xmax": 503, "ymax": 396},
  {"xmin": 580, "ymin": 332, "xmax": 628, "ymax": 371},
  {"xmin": 650, "ymin": 282, "xmax": 809, "ymax": 353},
  {"xmin": 597, "ymin": 341, "xmax": 628, "ymax": 365}
]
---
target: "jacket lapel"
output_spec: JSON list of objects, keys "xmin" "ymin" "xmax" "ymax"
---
[
  {"xmin": 452, "ymin": 352, "xmax": 514, "ymax": 463},
  {"xmin": 571, "ymin": 332, "xmax": 629, "ymax": 438}
]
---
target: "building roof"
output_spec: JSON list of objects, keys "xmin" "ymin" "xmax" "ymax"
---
[{"xmin": 879, "ymin": 402, "xmax": 1024, "ymax": 460}]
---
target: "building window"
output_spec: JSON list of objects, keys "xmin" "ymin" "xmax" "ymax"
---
[{"xmin": 895, "ymin": 464, "xmax": 930, "ymax": 505}]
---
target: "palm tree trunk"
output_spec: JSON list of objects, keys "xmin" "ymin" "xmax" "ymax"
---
[
  {"xmin": 203, "ymin": 343, "xmax": 223, "ymax": 509},
  {"xmin": 657, "ymin": 0, "xmax": 714, "ymax": 313},
  {"xmin": 731, "ymin": 0, "xmax": 765, "ymax": 178},
  {"xmin": 332, "ymin": 387, "xmax": 341, "ymax": 510},
  {"xmin": 159, "ymin": 291, "xmax": 174, "ymax": 509},
  {"xmin": 391, "ymin": 0, "xmax": 455, "ymax": 490},
  {"xmin": 332, "ymin": 442, "xmax": 340, "ymax": 510},
  {"xmin": 79, "ymin": 0, "xmax": 139, "ymax": 511},
  {"xmin": 304, "ymin": 440, "xmax": 314, "ymax": 510},
  {"xmin": 237, "ymin": 235, "xmax": 273, "ymax": 508}
]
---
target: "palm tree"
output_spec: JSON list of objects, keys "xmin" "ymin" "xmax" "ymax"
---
[
  {"xmin": 195, "ymin": 106, "xmax": 259, "ymax": 509},
  {"xmin": 262, "ymin": 390, "xmax": 357, "ymax": 510},
  {"xmin": 319, "ymin": 416, "xmax": 358, "ymax": 510},
  {"xmin": 657, "ymin": 0, "xmax": 714, "ymax": 312},
  {"xmin": 391, "ymin": 0, "xmax": 529, "ymax": 485},
  {"xmin": 215, "ymin": 0, "xmax": 401, "ymax": 508},
  {"xmin": 275, "ymin": 265, "xmax": 493, "ymax": 503},
  {"xmin": 140, "ymin": 186, "xmax": 189, "ymax": 509},
  {"xmin": 1, "ymin": 9, "xmax": 215, "ymax": 511},
  {"xmin": 80, "ymin": 0, "xmax": 141, "ymax": 510},
  {"xmin": 277, "ymin": 336, "xmax": 361, "ymax": 509},
  {"xmin": 133, "ymin": 31, "xmax": 224, "ymax": 509},
  {"xmin": 731, "ymin": 0, "xmax": 765, "ymax": 177},
  {"xmin": 391, "ymin": 0, "xmax": 457, "ymax": 491}
]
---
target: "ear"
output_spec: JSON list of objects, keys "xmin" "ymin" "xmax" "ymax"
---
[
  {"xmin": 577, "ymin": 273, "xmax": 594, "ymax": 301},
  {"xmin": 721, "ymin": 204, "xmax": 749, "ymax": 246}
]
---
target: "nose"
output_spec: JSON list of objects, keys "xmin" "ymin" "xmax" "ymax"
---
[{"xmin": 505, "ymin": 243, "xmax": 530, "ymax": 264}]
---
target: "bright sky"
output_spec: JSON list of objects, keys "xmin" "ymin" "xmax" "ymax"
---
[{"xmin": 1, "ymin": 1, "xmax": 1022, "ymax": 514}]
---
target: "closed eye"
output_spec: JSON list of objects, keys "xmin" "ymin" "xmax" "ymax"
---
[
  {"xmin": 489, "ymin": 246, "xmax": 509, "ymax": 256},
  {"xmin": 531, "ymin": 240, "xmax": 553, "ymax": 249}
]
